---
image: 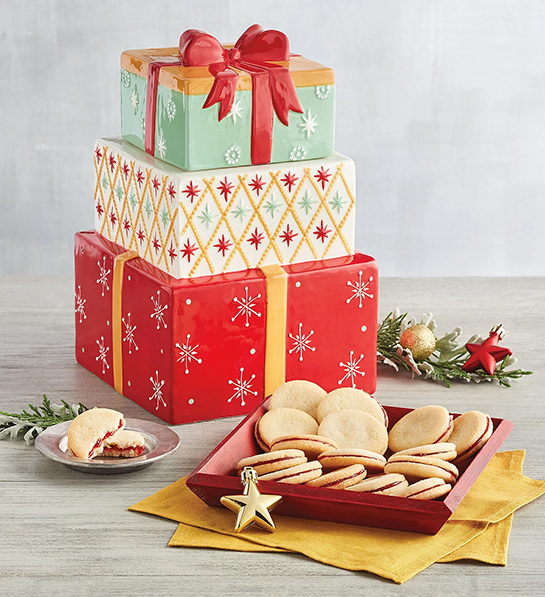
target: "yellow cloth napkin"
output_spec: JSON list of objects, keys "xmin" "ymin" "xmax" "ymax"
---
[{"xmin": 129, "ymin": 450, "xmax": 545, "ymax": 584}]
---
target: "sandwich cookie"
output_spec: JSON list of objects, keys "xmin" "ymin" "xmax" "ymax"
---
[
  {"xmin": 385, "ymin": 455, "xmax": 459, "ymax": 484},
  {"xmin": 254, "ymin": 407, "xmax": 318, "ymax": 452},
  {"xmin": 305, "ymin": 464, "xmax": 367, "ymax": 489},
  {"xmin": 392, "ymin": 442, "xmax": 457, "ymax": 461},
  {"xmin": 396, "ymin": 478, "xmax": 452, "ymax": 500},
  {"xmin": 67, "ymin": 408, "xmax": 125, "ymax": 459},
  {"xmin": 268, "ymin": 380, "xmax": 326, "ymax": 420},
  {"xmin": 318, "ymin": 448, "xmax": 387, "ymax": 474},
  {"xmin": 346, "ymin": 473, "xmax": 409, "ymax": 495},
  {"xmin": 318, "ymin": 409, "xmax": 389, "ymax": 454},
  {"xmin": 259, "ymin": 460, "xmax": 322, "ymax": 484},
  {"xmin": 388, "ymin": 405, "xmax": 453, "ymax": 453},
  {"xmin": 270, "ymin": 434, "xmax": 338, "ymax": 459},
  {"xmin": 448, "ymin": 411, "xmax": 493, "ymax": 463},
  {"xmin": 236, "ymin": 450, "xmax": 307, "ymax": 476},
  {"xmin": 101, "ymin": 430, "xmax": 146, "ymax": 458},
  {"xmin": 316, "ymin": 387, "xmax": 387, "ymax": 426}
]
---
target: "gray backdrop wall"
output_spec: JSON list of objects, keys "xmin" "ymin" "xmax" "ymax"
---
[{"xmin": 1, "ymin": 0, "xmax": 544, "ymax": 276}]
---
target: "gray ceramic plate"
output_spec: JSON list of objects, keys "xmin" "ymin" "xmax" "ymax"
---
[{"xmin": 35, "ymin": 418, "xmax": 180, "ymax": 474}]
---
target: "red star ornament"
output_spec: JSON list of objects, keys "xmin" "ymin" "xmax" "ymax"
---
[{"xmin": 462, "ymin": 325, "xmax": 513, "ymax": 375}]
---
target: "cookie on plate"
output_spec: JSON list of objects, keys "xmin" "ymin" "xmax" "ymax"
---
[
  {"xmin": 318, "ymin": 448, "xmax": 387, "ymax": 473},
  {"xmin": 270, "ymin": 434, "xmax": 338, "ymax": 459},
  {"xmin": 316, "ymin": 387, "xmax": 387, "ymax": 426},
  {"xmin": 388, "ymin": 405, "xmax": 453, "ymax": 453},
  {"xmin": 346, "ymin": 473, "xmax": 408, "ymax": 495},
  {"xmin": 385, "ymin": 455, "xmax": 459, "ymax": 484},
  {"xmin": 67, "ymin": 408, "xmax": 125, "ymax": 459},
  {"xmin": 254, "ymin": 407, "xmax": 318, "ymax": 452},
  {"xmin": 448, "ymin": 411, "xmax": 493, "ymax": 463},
  {"xmin": 396, "ymin": 478, "xmax": 452, "ymax": 500},
  {"xmin": 101, "ymin": 430, "xmax": 146, "ymax": 458},
  {"xmin": 268, "ymin": 380, "xmax": 326, "ymax": 419},
  {"xmin": 236, "ymin": 450, "xmax": 307, "ymax": 476},
  {"xmin": 392, "ymin": 442, "xmax": 457, "ymax": 461},
  {"xmin": 318, "ymin": 409, "xmax": 388, "ymax": 454},
  {"xmin": 259, "ymin": 460, "xmax": 322, "ymax": 484},
  {"xmin": 305, "ymin": 464, "xmax": 367, "ymax": 489}
]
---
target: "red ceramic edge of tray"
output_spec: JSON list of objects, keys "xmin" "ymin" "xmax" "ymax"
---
[{"xmin": 186, "ymin": 399, "xmax": 513, "ymax": 535}]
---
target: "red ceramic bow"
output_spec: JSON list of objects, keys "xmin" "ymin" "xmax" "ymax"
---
[{"xmin": 179, "ymin": 24, "xmax": 303, "ymax": 164}]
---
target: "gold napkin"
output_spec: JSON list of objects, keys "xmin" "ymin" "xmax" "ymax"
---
[{"xmin": 129, "ymin": 451, "xmax": 545, "ymax": 583}]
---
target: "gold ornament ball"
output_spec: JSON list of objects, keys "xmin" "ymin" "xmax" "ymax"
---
[{"xmin": 399, "ymin": 325, "xmax": 436, "ymax": 360}]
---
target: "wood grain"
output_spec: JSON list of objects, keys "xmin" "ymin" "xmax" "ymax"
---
[{"xmin": 0, "ymin": 275, "xmax": 544, "ymax": 595}]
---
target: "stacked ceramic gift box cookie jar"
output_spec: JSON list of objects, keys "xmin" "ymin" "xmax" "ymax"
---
[{"xmin": 75, "ymin": 25, "xmax": 378, "ymax": 425}]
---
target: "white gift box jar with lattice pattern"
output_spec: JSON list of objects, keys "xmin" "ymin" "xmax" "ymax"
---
[{"xmin": 93, "ymin": 138, "xmax": 356, "ymax": 279}]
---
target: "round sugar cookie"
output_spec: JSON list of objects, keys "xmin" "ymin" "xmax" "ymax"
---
[
  {"xmin": 67, "ymin": 408, "xmax": 125, "ymax": 459},
  {"xmin": 448, "ymin": 411, "xmax": 493, "ymax": 462},
  {"xmin": 318, "ymin": 409, "xmax": 389, "ymax": 454},
  {"xmin": 318, "ymin": 448, "xmax": 387, "ymax": 473},
  {"xmin": 236, "ymin": 450, "xmax": 307, "ymax": 476},
  {"xmin": 270, "ymin": 434, "xmax": 338, "ymax": 459},
  {"xmin": 346, "ymin": 473, "xmax": 408, "ymax": 495},
  {"xmin": 385, "ymin": 455, "xmax": 459, "ymax": 484},
  {"xmin": 396, "ymin": 478, "xmax": 452, "ymax": 500},
  {"xmin": 268, "ymin": 380, "xmax": 326, "ymax": 419},
  {"xmin": 305, "ymin": 464, "xmax": 367, "ymax": 489},
  {"xmin": 393, "ymin": 442, "xmax": 457, "ymax": 461},
  {"xmin": 255, "ymin": 407, "xmax": 318, "ymax": 452},
  {"xmin": 316, "ymin": 387, "xmax": 386, "ymax": 425},
  {"xmin": 388, "ymin": 405, "xmax": 453, "ymax": 453},
  {"xmin": 259, "ymin": 460, "xmax": 322, "ymax": 484}
]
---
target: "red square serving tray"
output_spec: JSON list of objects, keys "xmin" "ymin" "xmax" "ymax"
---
[{"xmin": 186, "ymin": 400, "xmax": 513, "ymax": 535}]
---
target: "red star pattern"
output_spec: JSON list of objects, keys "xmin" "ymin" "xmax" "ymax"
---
[
  {"xmin": 136, "ymin": 169, "xmax": 145, "ymax": 187},
  {"xmin": 109, "ymin": 210, "xmax": 117, "ymax": 226},
  {"xmin": 95, "ymin": 202, "xmax": 104, "ymax": 218},
  {"xmin": 213, "ymin": 234, "xmax": 233, "ymax": 257},
  {"xmin": 136, "ymin": 228, "xmax": 145, "ymax": 243},
  {"xmin": 167, "ymin": 181, "xmax": 176, "ymax": 201},
  {"xmin": 152, "ymin": 235, "xmax": 161, "ymax": 254},
  {"xmin": 281, "ymin": 172, "xmax": 298, "ymax": 193},
  {"xmin": 122, "ymin": 161, "xmax": 130, "ymax": 179},
  {"xmin": 94, "ymin": 147, "xmax": 102, "ymax": 164},
  {"xmin": 180, "ymin": 238, "xmax": 199, "ymax": 262},
  {"xmin": 313, "ymin": 219, "xmax": 332, "ymax": 243},
  {"xmin": 280, "ymin": 223, "xmax": 299, "ymax": 247},
  {"xmin": 463, "ymin": 328, "xmax": 513, "ymax": 376},
  {"xmin": 314, "ymin": 166, "xmax": 331, "ymax": 190},
  {"xmin": 183, "ymin": 181, "xmax": 200, "ymax": 203},
  {"xmin": 122, "ymin": 218, "xmax": 131, "ymax": 232},
  {"xmin": 249, "ymin": 175, "xmax": 265, "ymax": 196},
  {"xmin": 152, "ymin": 176, "xmax": 161, "ymax": 193},
  {"xmin": 217, "ymin": 177, "xmax": 235, "ymax": 202},
  {"xmin": 248, "ymin": 228, "xmax": 265, "ymax": 250},
  {"xmin": 168, "ymin": 242, "xmax": 177, "ymax": 264},
  {"xmin": 108, "ymin": 153, "xmax": 116, "ymax": 173}
]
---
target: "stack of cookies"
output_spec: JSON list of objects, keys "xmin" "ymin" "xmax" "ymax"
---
[{"xmin": 236, "ymin": 380, "xmax": 493, "ymax": 501}]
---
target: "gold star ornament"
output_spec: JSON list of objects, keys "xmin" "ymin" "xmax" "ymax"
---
[{"xmin": 220, "ymin": 467, "xmax": 282, "ymax": 533}]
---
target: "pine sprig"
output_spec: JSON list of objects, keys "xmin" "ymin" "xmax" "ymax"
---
[{"xmin": 0, "ymin": 395, "xmax": 88, "ymax": 445}]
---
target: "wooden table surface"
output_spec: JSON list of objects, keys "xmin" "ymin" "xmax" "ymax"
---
[{"xmin": 1, "ymin": 275, "xmax": 543, "ymax": 595}]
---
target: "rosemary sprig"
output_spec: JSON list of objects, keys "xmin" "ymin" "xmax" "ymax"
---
[{"xmin": 0, "ymin": 395, "xmax": 88, "ymax": 445}]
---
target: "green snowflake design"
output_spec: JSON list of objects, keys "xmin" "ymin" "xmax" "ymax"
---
[
  {"xmin": 264, "ymin": 194, "xmax": 283, "ymax": 218},
  {"xmin": 298, "ymin": 190, "xmax": 317, "ymax": 215},
  {"xmin": 101, "ymin": 173, "xmax": 109, "ymax": 190},
  {"xmin": 128, "ymin": 192, "xmax": 138, "ymax": 210},
  {"xmin": 198, "ymin": 204, "xmax": 218, "ymax": 229},
  {"xmin": 160, "ymin": 207, "xmax": 170, "ymax": 228},
  {"xmin": 143, "ymin": 197, "xmax": 153, "ymax": 219},
  {"xmin": 231, "ymin": 201, "xmax": 251, "ymax": 222},
  {"xmin": 329, "ymin": 190, "xmax": 347, "ymax": 214},
  {"xmin": 115, "ymin": 183, "xmax": 124, "ymax": 202}
]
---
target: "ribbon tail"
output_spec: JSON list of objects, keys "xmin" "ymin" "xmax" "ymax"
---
[
  {"xmin": 269, "ymin": 66, "xmax": 303, "ymax": 127},
  {"xmin": 203, "ymin": 68, "xmax": 239, "ymax": 121}
]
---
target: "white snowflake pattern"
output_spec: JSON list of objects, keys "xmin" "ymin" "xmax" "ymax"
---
[
  {"xmin": 299, "ymin": 109, "xmax": 318, "ymax": 138},
  {"xmin": 315, "ymin": 85, "xmax": 330, "ymax": 100},
  {"xmin": 122, "ymin": 312, "xmax": 138, "ymax": 354},
  {"xmin": 288, "ymin": 323, "xmax": 315, "ymax": 362},
  {"xmin": 338, "ymin": 351, "xmax": 365, "ymax": 387},
  {"xmin": 228, "ymin": 367, "xmax": 258, "ymax": 407},
  {"xmin": 232, "ymin": 287, "xmax": 262, "ymax": 327},
  {"xmin": 96, "ymin": 336, "xmax": 110, "ymax": 375},
  {"xmin": 166, "ymin": 98, "xmax": 177, "ymax": 121},
  {"xmin": 121, "ymin": 68, "xmax": 131, "ymax": 88},
  {"xmin": 96, "ymin": 257, "xmax": 111, "ymax": 297},
  {"xmin": 75, "ymin": 285, "xmax": 87, "ymax": 323},
  {"xmin": 175, "ymin": 334, "xmax": 202, "ymax": 374},
  {"xmin": 228, "ymin": 98, "xmax": 243, "ymax": 122},
  {"xmin": 156, "ymin": 128, "xmax": 167, "ymax": 158},
  {"xmin": 150, "ymin": 291, "xmax": 168, "ymax": 329},
  {"xmin": 149, "ymin": 370, "xmax": 166, "ymax": 410},
  {"xmin": 346, "ymin": 272, "xmax": 374, "ymax": 309},
  {"xmin": 290, "ymin": 146, "xmax": 307, "ymax": 161},
  {"xmin": 130, "ymin": 87, "xmax": 139, "ymax": 113},
  {"xmin": 140, "ymin": 113, "xmax": 146, "ymax": 135},
  {"xmin": 225, "ymin": 145, "xmax": 241, "ymax": 165}
]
